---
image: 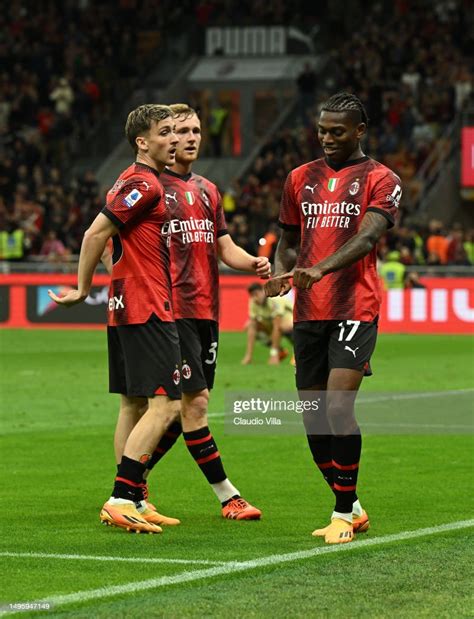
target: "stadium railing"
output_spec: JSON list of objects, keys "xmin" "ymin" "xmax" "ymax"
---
[
  {"xmin": 0, "ymin": 263, "xmax": 472, "ymax": 334},
  {"xmin": 1, "ymin": 261, "xmax": 473, "ymax": 277}
]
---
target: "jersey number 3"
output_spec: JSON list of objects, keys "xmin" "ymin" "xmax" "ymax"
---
[{"xmin": 205, "ymin": 342, "xmax": 218, "ymax": 365}]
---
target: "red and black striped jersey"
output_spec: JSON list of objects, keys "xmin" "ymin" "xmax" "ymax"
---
[
  {"xmin": 102, "ymin": 162, "xmax": 173, "ymax": 326},
  {"xmin": 279, "ymin": 156, "xmax": 402, "ymax": 322},
  {"xmin": 161, "ymin": 169, "xmax": 228, "ymax": 321}
]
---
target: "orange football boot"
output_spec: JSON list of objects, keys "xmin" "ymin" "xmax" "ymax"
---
[
  {"xmin": 100, "ymin": 502, "xmax": 162, "ymax": 534},
  {"xmin": 140, "ymin": 506, "xmax": 181, "ymax": 526},
  {"xmin": 312, "ymin": 518, "xmax": 353, "ymax": 543},
  {"xmin": 353, "ymin": 509, "xmax": 370, "ymax": 533},
  {"xmin": 312, "ymin": 509, "xmax": 370, "ymax": 537},
  {"xmin": 222, "ymin": 497, "xmax": 262, "ymax": 520}
]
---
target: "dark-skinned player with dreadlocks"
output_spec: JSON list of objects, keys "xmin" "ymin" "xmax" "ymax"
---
[{"xmin": 265, "ymin": 92, "xmax": 402, "ymax": 544}]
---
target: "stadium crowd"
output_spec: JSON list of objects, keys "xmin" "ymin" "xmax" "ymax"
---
[
  {"xmin": 0, "ymin": 1, "xmax": 154, "ymax": 259},
  {"xmin": 0, "ymin": 0, "xmax": 320, "ymax": 262},
  {"xmin": 0, "ymin": 0, "xmax": 202, "ymax": 261},
  {"xmin": 224, "ymin": 0, "xmax": 473, "ymax": 263},
  {"xmin": 0, "ymin": 0, "xmax": 472, "ymax": 267}
]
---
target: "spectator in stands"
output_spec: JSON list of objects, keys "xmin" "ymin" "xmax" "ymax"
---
[
  {"xmin": 379, "ymin": 251, "xmax": 406, "ymax": 290},
  {"xmin": 454, "ymin": 64, "xmax": 472, "ymax": 110},
  {"xmin": 0, "ymin": 222, "xmax": 25, "ymax": 261},
  {"xmin": 50, "ymin": 78, "xmax": 75, "ymax": 117},
  {"xmin": 378, "ymin": 122, "xmax": 399, "ymax": 156},
  {"xmin": 227, "ymin": 215, "xmax": 254, "ymax": 254},
  {"xmin": 221, "ymin": 180, "xmax": 239, "ymax": 217},
  {"xmin": 426, "ymin": 251, "xmax": 442, "ymax": 266},
  {"xmin": 405, "ymin": 272, "xmax": 426, "ymax": 289},
  {"xmin": 426, "ymin": 219, "xmax": 449, "ymax": 264},
  {"xmin": 208, "ymin": 98, "xmax": 229, "ymax": 157},
  {"xmin": 463, "ymin": 230, "xmax": 474, "ymax": 265},
  {"xmin": 296, "ymin": 62, "xmax": 317, "ymax": 126},
  {"xmin": 39, "ymin": 230, "xmax": 68, "ymax": 262},
  {"xmin": 401, "ymin": 63, "xmax": 421, "ymax": 95},
  {"xmin": 257, "ymin": 223, "xmax": 279, "ymax": 262},
  {"xmin": 411, "ymin": 114, "xmax": 436, "ymax": 153},
  {"xmin": 447, "ymin": 224, "xmax": 471, "ymax": 265}
]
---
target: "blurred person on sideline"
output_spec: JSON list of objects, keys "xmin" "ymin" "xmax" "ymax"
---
[{"xmin": 241, "ymin": 283, "xmax": 294, "ymax": 366}]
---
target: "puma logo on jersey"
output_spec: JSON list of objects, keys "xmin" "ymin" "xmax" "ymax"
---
[
  {"xmin": 386, "ymin": 184, "xmax": 402, "ymax": 208},
  {"xmin": 305, "ymin": 183, "xmax": 318, "ymax": 193},
  {"xmin": 166, "ymin": 192, "xmax": 177, "ymax": 203},
  {"xmin": 142, "ymin": 181, "xmax": 151, "ymax": 191},
  {"xmin": 344, "ymin": 345, "xmax": 359, "ymax": 358}
]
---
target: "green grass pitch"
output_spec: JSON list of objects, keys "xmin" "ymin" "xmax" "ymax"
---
[{"xmin": 0, "ymin": 329, "xmax": 473, "ymax": 617}]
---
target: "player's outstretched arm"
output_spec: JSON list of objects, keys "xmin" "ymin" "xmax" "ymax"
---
[
  {"xmin": 217, "ymin": 234, "xmax": 271, "ymax": 278},
  {"xmin": 292, "ymin": 211, "xmax": 389, "ymax": 290},
  {"xmin": 100, "ymin": 239, "xmax": 113, "ymax": 276},
  {"xmin": 265, "ymin": 229, "xmax": 300, "ymax": 297},
  {"xmin": 48, "ymin": 213, "xmax": 118, "ymax": 307}
]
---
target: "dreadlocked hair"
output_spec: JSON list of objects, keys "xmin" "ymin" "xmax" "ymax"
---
[{"xmin": 321, "ymin": 92, "xmax": 368, "ymax": 127}]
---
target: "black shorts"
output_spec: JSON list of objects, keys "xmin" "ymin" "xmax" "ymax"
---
[
  {"xmin": 176, "ymin": 319, "xmax": 219, "ymax": 392},
  {"xmin": 294, "ymin": 318, "xmax": 378, "ymax": 389},
  {"xmin": 108, "ymin": 314, "xmax": 181, "ymax": 399}
]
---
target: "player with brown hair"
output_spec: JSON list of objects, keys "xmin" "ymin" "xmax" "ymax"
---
[{"xmin": 50, "ymin": 104, "xmax": 181, "ymax": 533}]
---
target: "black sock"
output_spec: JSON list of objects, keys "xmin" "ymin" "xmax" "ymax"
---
[
  {"xmin": 113, "ymin": 456, "xmax": 146, "ymax": 502},
  {"xmin": 146, "ymin": 421, "xmax": 182, "ymax": 472},
  {"xmin": 306, "ymin": 434, "xmax": 335, "ymax": 491},
  {"xmin": 183, "ymin": 426, "xmax": 227, "ymax": 484},
  {"xmin": 331, "ymin": 431, "xmax": 362, "ymax": 514}
]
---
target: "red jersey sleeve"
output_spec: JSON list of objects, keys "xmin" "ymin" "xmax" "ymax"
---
[
  {"xmin": 278, "ymin": 172, "xmax": 300, "ymax": 229},
  {"xmin": 102, "ymin": 179, "xmax": 163, "ymax": 228},
  {"xmin": 215, "ymin": 189, "xmax": 228, "ymax": 238},
  {"xmin": 366, "ymin": 170, "xmax": 402, "ymax": 229}
]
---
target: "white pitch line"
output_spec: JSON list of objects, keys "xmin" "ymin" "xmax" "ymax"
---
[
  {"xmin": 5, "ymin": 519, "xmax": 473, "ymax": 614},
  {"xmin": 357, "ymin": 389, "xmax": 474, "ymax": 404},
  {"xmin": 209, "ymin": 388, "xmax": 474, "ymax": 419},
  {"xmin": 360, "ymin": 422, "xmax": 473, "ymax": 430},
  {"xmin": 0, "ymin": 551, "xmax": 227, "ymax": 566}
]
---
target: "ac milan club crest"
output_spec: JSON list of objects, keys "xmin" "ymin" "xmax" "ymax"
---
[
  {"xmin": 182, "ymin": 363, "xmax": 192, "ymax": 380},
  {"xmin": 349, "ymin": 180, "xmax": 360, "ymax": 196},
  {"xmin": 173, "ymin": 368, "xmax": 181, "ymax": 385}
]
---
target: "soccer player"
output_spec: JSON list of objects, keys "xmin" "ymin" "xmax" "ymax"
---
[
  {"xmin": 49, "ymin": 104, "xmax": 182, "ymax": 534},
  {"xmin": 241, "ymin": 282, "xmax": 294, "ymax": 365},
  {"xmin": 111, "ymin": 103, "xmax": 271, "ymax": 520},
  {"xmin": 265, "ymin": 92, "xmax": 402, "ymax": 544}
]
